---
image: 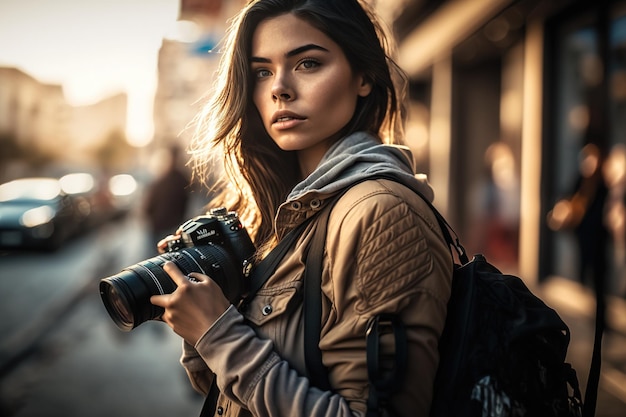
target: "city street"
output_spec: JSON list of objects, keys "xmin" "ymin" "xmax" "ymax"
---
[{"xmin": 1, "ymin": 210, "xmax": 626, "ymax": 416}]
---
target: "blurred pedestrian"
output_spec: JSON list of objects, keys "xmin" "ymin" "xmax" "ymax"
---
[
  {"xmin": 143, "ymin": 145, "xmax": 191, "ymax": 249},
  {"xmin": 548, "ymin": 143, "xmax": 609, "ymax": 329},
  {"xmin": 603, "ymin": 144, "xmax": 626, "ymax": 297},
  {"xmin": 573, "ymin": 144, "xmax": 609, "ymax": 290}
]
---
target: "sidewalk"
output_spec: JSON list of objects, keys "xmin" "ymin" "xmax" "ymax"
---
[{"xmin": 539, "ymin": 277, "xmax": 626, "ymax": 416}]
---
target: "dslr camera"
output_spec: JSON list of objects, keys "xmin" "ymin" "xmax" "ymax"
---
[{"xmin": 99, "ymin": 207, "xmax": 255, "ymax": 331}]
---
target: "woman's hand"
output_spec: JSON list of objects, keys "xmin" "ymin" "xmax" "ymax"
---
[
  {"xmin": 150, "ymin": 262, "xmax": 231, "ymax": 345},
  {"xmin": 156, "ymin": 234, "xmax": 180, "ymax": 254}
]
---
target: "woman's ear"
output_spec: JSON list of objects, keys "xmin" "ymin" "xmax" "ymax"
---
[{"xmin": 357, "ymin": 75, "xmax": 373, "ymax": 97}]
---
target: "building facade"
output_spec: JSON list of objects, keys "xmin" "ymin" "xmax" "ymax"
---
[
  {"xmin": 0, "ymin": 67, "xmax": 69, "ymax": 158},
  {"xmin": 383, "ymin": 0, "xmax": 625, "ymax": 298},
  {"xmin": 0, "ymin": 67, "xmax": 128, "ymax": 179},
  {"xmin": 152, "ymin": 0, "xmax": 246, "ymax": 150}
]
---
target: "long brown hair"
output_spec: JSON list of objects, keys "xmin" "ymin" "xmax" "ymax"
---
[{"xmin": 188, "ymin": 0, "xmax": 407, "ymax": 246}]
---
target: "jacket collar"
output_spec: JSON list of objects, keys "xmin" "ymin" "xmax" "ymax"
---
[{"xmin": 273, "ymin": 132, "xmax": 434, "ymax": 238}]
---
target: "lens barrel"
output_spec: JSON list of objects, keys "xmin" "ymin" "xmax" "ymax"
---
[{"xmin": 99, "ymin": 244, "xmax": 243, "ymax": 331}]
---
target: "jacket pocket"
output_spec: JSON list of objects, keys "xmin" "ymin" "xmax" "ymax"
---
[{"xmin": 244, "ymin": 280, "xmax": 303, "ymax": 327}]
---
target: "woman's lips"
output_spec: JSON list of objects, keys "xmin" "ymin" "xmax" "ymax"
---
[{"xmin": 271, "ymin": 111, "xmax": 306, "ymax": 130}]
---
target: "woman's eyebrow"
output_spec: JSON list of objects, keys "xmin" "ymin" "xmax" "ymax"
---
[
  {"xmin": 286, "ymin": 43, "xmax": 329, "ymax": 57},
  {"xmin": 251, "ymin": 43, "xmax": 330, "ymax": 63}
]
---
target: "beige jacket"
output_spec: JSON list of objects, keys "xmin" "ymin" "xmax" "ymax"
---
[{"xmin": 180, "ymin": 133, "xmax": 453, "ymax": 417}]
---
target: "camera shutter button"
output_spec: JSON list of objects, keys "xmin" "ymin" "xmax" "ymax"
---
[{"xmin": 262, "ymin": 305, "xmax": 273, "ymax": 316}]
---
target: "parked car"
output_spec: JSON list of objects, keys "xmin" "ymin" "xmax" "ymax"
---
[
  {"xmin": 58, "ymin": 171, "xmax": 139, "ymax": 225},
  {"xmin": 0, "ymin": 177, "xmax": 83, "ymax": 250},
  {"xmin": 58, "ymin": 172, "xmax": 116, "ymax": 227}
]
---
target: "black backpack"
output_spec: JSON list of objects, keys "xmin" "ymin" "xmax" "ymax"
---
[
  {"xmin": 427, "ymin": 254, "xmax": 586, "ymax": 417},
  {"xmin": 300, "ymin": 180, "xmax": 602, "ymax": 417}
]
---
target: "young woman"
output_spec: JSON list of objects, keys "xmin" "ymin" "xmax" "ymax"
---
[{"xmin": 150, "ymin": 1, "xmax": 452, "ymax": 416}]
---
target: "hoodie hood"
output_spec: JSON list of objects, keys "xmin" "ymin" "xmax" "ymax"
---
[{"xmin": 287, "ymin": 131, "xmax": 434, "ymax": 202}]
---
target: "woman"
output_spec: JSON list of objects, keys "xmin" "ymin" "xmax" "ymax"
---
[{"xmin": 151, "ymin": 1, "xmax": 452, "ymax": 416}]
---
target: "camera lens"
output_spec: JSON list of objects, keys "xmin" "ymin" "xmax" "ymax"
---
[
  {"xmin": 99, "ymin": 245, "xmax": 243, "ymax": 331},
  {"xmin": 99, "ymin": 279, "xmax": 136, "ymax": 331}
]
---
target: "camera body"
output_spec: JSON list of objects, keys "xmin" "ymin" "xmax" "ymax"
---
[
  {"xmin": 166, "ymin": 207, "xmax": 254, "ymax": 269},
  {"xmin": 99, "ymin": 208, "xmax": 255, "ymax": 332}
]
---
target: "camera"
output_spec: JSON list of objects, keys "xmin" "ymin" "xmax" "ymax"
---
[{"xmin": 99, "ymin": 207, "xmax": 255, "ymax": 332}]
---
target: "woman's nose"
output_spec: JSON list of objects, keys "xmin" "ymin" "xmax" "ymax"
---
[{"xmin": 271, "ymin": 73, "xmax": 294, "ymax": 102}]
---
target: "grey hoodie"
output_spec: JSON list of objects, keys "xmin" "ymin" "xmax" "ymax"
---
[{"xmin": 288, "ymin": 131, "xmax": 433, "ymax": 203}]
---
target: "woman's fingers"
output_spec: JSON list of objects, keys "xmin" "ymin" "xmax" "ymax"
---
[
  {"xmin": 156, "ymin": 234, "xmax": 180, "ymax": 254},
  {"xmin": 150, "ymin": 261, "xmax": 226, "ymax": 344},
  {"xmin": 162, "ymin": 261, "xmax": 209, "ymax": 286},
  {"xmin": 162, "ymin": 261, "xmax": 188, "ymax": 286}
]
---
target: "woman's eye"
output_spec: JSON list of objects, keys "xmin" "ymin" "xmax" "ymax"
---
[
  {"xmin": 255, "ymin": 68, "xmax": 272, "ymax": 79},
  {"xmin": 297, "ymin": 59, "xmax": 320, "ymax": 70}
]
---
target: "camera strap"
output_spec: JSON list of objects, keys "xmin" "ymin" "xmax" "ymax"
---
[
  {"xmin": 245, "ymin": 191, "xmax": 348, "ymax": 302},
  {"xmin": 244, "ymin": 218, "xmax": 312, "ymax": 302}
]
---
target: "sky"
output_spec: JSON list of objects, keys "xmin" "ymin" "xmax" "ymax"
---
[{"xmin": 0, "ymin": 0, "xmax": 182, "ymax": 146}]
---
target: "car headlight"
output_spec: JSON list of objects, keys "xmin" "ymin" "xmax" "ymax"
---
[
  {"xmin": 109, "ymin": 174, "xmax": 137, "ymax": 197},
  {"xmin": 20, "ymin": 205, "xmax": 56, "ymax": 228}
]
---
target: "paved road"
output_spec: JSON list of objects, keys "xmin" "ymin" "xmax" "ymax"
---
[
  {"xmin": 1, "ymin": 286, "xmax": 204, "ymax": 417},
  {"xmin": 0, "ymin": 215, "xmax": 204, "ymax": 417}
]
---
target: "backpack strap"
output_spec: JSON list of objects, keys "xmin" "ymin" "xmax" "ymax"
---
[
  {"xmin": 302, "ymin": 185, "xmax": 379, "ymax": 389},
  {"xmin": 365, "ymin": 314, "xmax": 407, "ymax": 417},
  {"xmin": 303, "ymin": 199, "xmax": 334, "ymax": 391},
  {"xmin": 198, "ymin": 377, "xmax": 221, "ymax": 417},
  {"xmin": 302, "ymin": 185, "xmax": 407, "ymax": 412},
  {"xmin": 583, "ymin": 296, "xmax": 604, "ymax": 417}
]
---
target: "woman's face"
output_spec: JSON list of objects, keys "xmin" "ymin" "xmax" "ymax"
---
[{"xmin": 250, "ymin": 13, "xmax": 371, "ymax": 176}]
